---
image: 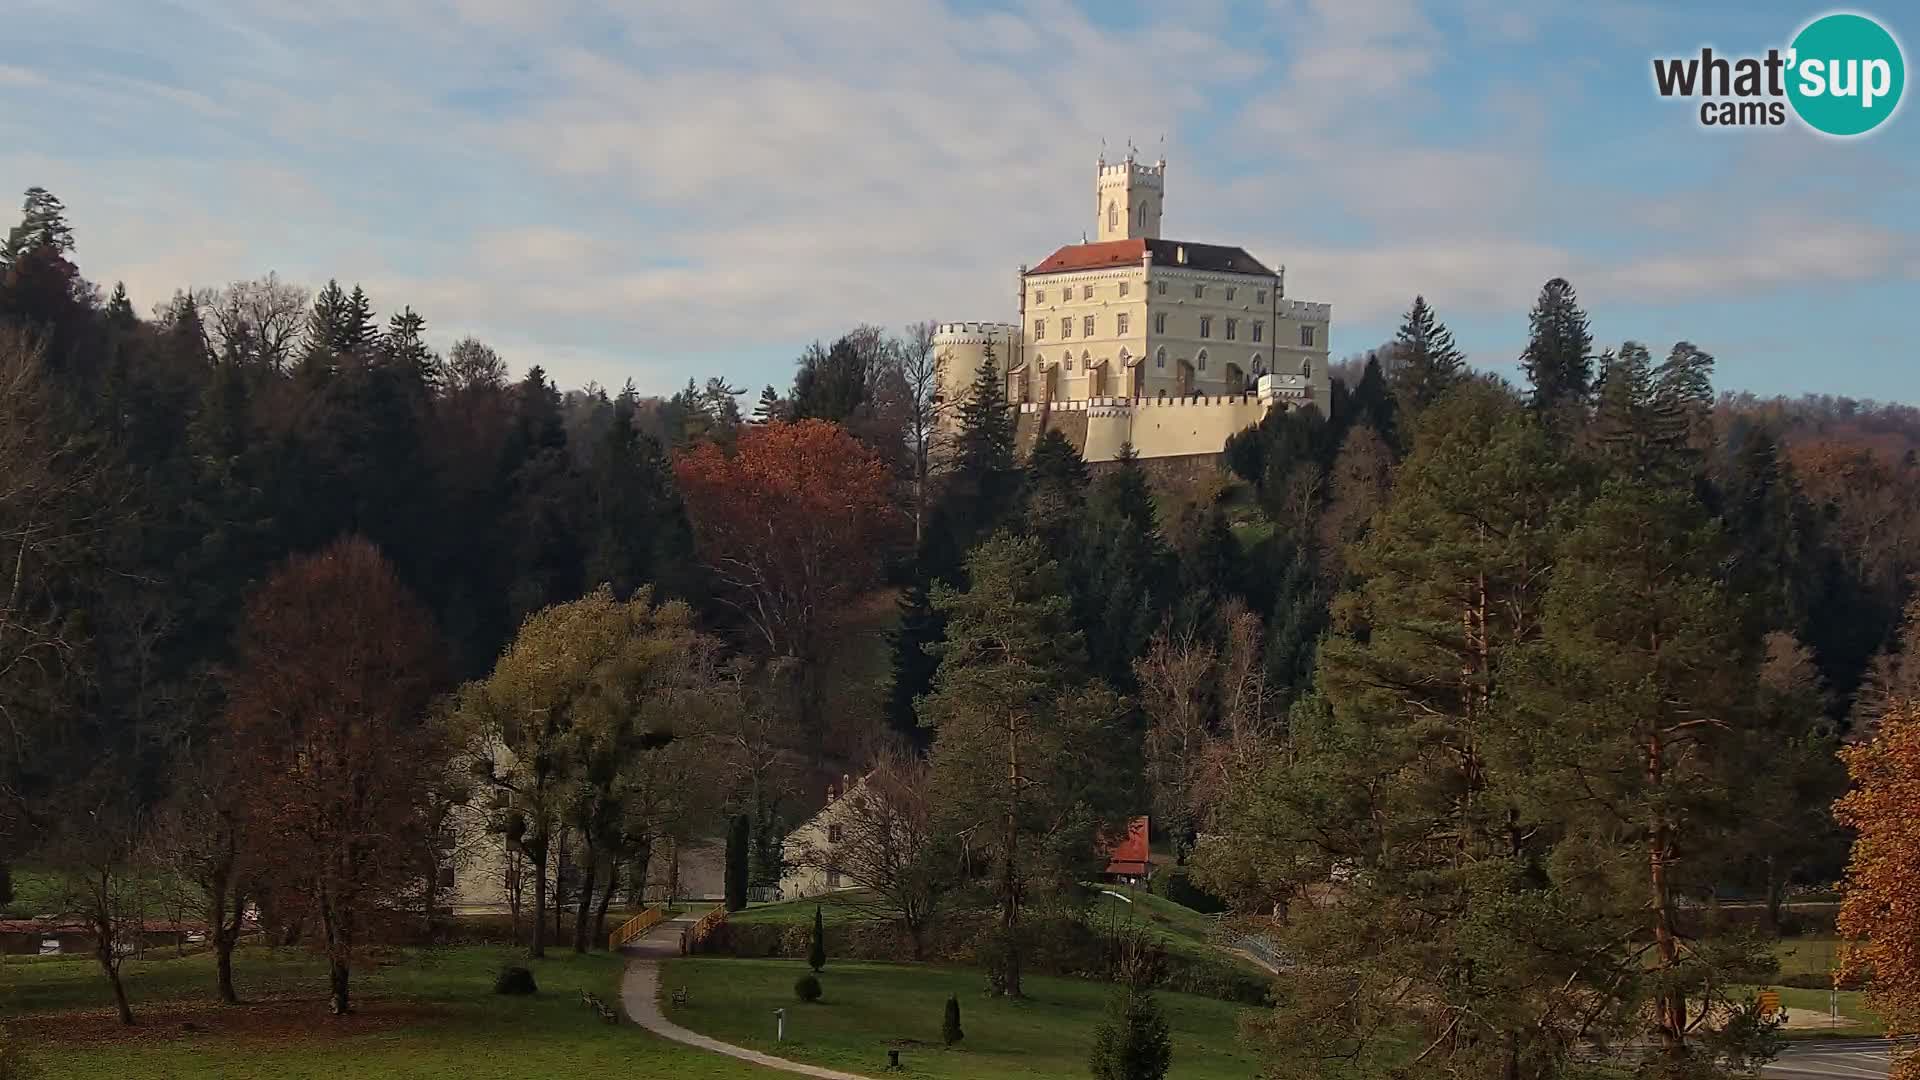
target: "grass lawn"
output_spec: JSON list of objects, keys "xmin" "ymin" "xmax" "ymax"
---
[
  {"xmin": 3, "ymin": 944, "xmax": 778, "ymax": 1079},
  {"xmin": 1752, "ymin": 935, "xmax": 1883, "ymax": 1039},
  {"xmin": 660, "ymin": 955, "xmax": 1266, "ymax": 1080},
  {"xmin": 731, "ymin": 889, "xmax": 886, "ymax": 928}
]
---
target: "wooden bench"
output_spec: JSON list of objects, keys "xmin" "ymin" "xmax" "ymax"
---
[
  {"xmin": 670, "ymin": 986, "xmax": 690, "ymax": 1008},
  {"xmin": 579, "ymin": 990, "xmax": 621, "ymax": 1024}
]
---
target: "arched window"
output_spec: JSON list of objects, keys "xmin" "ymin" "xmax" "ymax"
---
[
  {"xmin": 1066, "ymin": 354, "xmax": 1075, "ymax": 370},
  {"xmin": 1196, "ymin": 349, "xmax": 1208, "ymax": 372},
  {"xmin": 1108, "ymin": 201, "xmax": 1117, "ymax": 231},
  {"xmin": 1302, "ymin": 358, "xmax": 1313, "ymax": 378},
  {"xmin": 1082, "ymin": 350, "xmax": 1092, "ymax": 368},
  {"xmin": 1118, "ymin": 348, "xmax": 1130, "ymax": 366},
  {"xmin": 1252, "ymin": 355, "xmax": 1265, "ymax": 375},
  {"xmin": 1138, "ymin": 201, "xmax": 1150, "ymax": 227},
  {"xmin": 1155, "ymin": 347, "xmax": 1166, "ymax": 369}
]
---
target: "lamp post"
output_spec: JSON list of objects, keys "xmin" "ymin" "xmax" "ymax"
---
[{"xmin": 774, "ymin": 1007, "xmax": 785, "ymax": 1042}]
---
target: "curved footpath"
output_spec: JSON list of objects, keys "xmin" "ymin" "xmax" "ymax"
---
[{"xmin": 619, "ymin": 911, "xmax": 874, "ymax": 1080}]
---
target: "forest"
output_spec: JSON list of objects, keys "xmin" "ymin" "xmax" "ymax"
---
[{"xmin": 6, "ymin": 182, "xmax": 1920, "ymax": 1077}]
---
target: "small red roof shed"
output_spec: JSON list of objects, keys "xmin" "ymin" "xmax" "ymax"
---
[{"xmin": 1101, "ymin": 816, "xmax": 1151, "ymax": 878}]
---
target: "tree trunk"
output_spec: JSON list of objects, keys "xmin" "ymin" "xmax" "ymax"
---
[
  {"xmin": 529, "ymin": 849, "xmax": 548, "ymax": 959},
  {"xmin": 210, "ymin": 873, "xmax": 239, "ymax": 1004},
  {"xmin": 96, "ymin": 945, "xmax": 135, "ymax": 1025},
  {"xmin": 1648, "ymin": 732, "xmax": 1684, "ymax": 1060},
  {"xmin": 321, "ymin": 895, "xmax": 354, "ymax": 1015},
  {"xmin": 571, "ymin": 842, "xmax": 597, "ymax": 954},
  {"xmin": 553, "ymin": 832, "xmax": 568, "ymax": 944},
  {"xmin": 1002, "ymin": 711, "xmax": 1023, "ymax": 998},
  {"xmin": 1764, "ymin": 854, "xmax": 1787, "ymax": 934},
  {"xmin": 591, "ymin": 862, "xmax": 617, "ymax": 949}
]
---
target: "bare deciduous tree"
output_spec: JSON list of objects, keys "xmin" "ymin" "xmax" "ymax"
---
[
  {"xmin": 789, "ymin": 746, "xmax": 950, "ymax": 959},
  {"xmin": 198, "ymin": 274, "xmax": 310, "ymax": 370}
]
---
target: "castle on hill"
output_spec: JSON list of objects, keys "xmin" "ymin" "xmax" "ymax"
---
[{"xmin": 932, "ymin": 151, "xmax": 1332, "ymax": 468}]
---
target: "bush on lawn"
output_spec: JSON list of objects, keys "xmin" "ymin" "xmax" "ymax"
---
[
  {"xmin": 1150, "ymin": 867, "xmax": 1227, "ymax": 915},
  {"xmin": 942, "ymin": 994, "xmax": 963, "ymax": 1046},
  {"xmin": 794, "ymin": 973, "xmax": 823, "ymax": 1002},
  {"xmin": 494, "ymin": 965, "xmax": 538, "ymax": 995}
]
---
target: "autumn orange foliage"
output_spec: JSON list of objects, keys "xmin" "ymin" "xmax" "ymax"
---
[
  {"xmin": 1836, "ymin": 698, "xmax": 1920, "ymax": 1074},
  {"xmin": 672, "ymin": 419, "xmax": 903, "ymax": 660}
]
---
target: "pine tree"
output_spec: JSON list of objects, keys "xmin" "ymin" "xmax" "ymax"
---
[
  {"xmin": 1593, "ymin": 341, "xmax": 1716, "ymax": 483},
  {"xmin": 753, "ymin": 384, "xmax": 785, "ymax": 423},
  {"xmin": 105, "ymin": 282, "xmax": 135, "ymax": 330},
  {"xmin": 922, "ymin": 534, "xmax": 1139, "ymax": 998},
  {"xmin": 1518, "ymin": 277, "xmax": 1593, "ymax": 430},
  {"xmin": 1, "ymin": 186, "xmax": 75, "ymax": 265},
  {"xmin": 1024, "ymin": 427, "xmax": 1088, "ymax": 549},
  {"xmin": 724, "ymin": 814, "xmax": 750, "ymax": 912},
  {"xmin": 383, "ymin": 307, "xmax": 440, "ymax": 387},
  {"xmin": 808, "ymin": 904, "xmax": 826, "ymax": 972},
  {"xmin": 301, "ymin": 280, "xmax": 353, "ymax": 372},
  {"xmin": 343, "ymin": 285, "xmax": 378, "ymax": 352},
  {"xmin": 1503, "ymin": 480, "xmax": 1778, "ymax": 1068},
  {"xmin": 942, "ymin": 993, "xmax": 964, "ymax": 1046},
  {"xmin": 1088, "ymin": 989, "xmax": 1173, "ymax": 1080},
  {"xmin": 1387, "ymin": 295, "xmax": 1465, "ymax": 420}
]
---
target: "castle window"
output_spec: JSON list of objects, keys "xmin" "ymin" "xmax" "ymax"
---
[
  {"xmin": 1193, "ymin": 283, "xmax": 1204, "ymax": 299},
  {"xmin": 827, "ymin": 870, "xmax": 842, "ymax": 888},
  {"xmin": 1034, "ymin": 319, "xmax": 1045, "ymax": 340},
  {"xmin": 1199, "ymin": 317, "xmax": 1212, "ymax": 339},
  {"xmin": 1066, "ymin": 355, "xmax": 1075, "ymax": 370},
  {"xmin": 1138, "ymin": 202, "xmax": 1149, "ymax": 228},
  {"xmin": 1300, "ymin": 325, "xmax": 1316, "ymax": 347},
  {"xmin": 1226, "ymin": 318, "xmax": 1238, "ymax": 341},
  {"xmin": 1252, "ymin": 320, "xmax": 1264, "ymax": 343},
  {"xmin": 1061, "ymin": 317, "xmax": 1072, "ymax": 338},
  {"xmin": 1154, "ymin": 312, "xmax": 1166, "ymax": 334},
  {"xmin": 1256, "ymin": 289, "xmax": 1267, "ymax": 305},
  {"xmin": 1118, "ymin": 281, "xmax": 1129, "ymax": 298},
  {"xmin": 828, "ymin": 824, "xmax": 843, "ymax": 843},
  {"xmin": 1083, "ymin": 315, "xmax": 1094, "ymax": 337},
  {"xmin": 1156, "ymin": 280, "xmax": 1167, "ymax": 296},
  {"xmin": 1116, "ymin": 313, "xmax": 1129, "ymax": 335},
  {"xmin": 1108, "ymin": 201, "xmax": 1118, "ymax": 231},
  {"xmin": 1253, "ymin": 356, "xmax": 1266, "ymax": 375},
  {"xmin": 1035, "ymin": 289, "xmax": 1045, "ymax": 304},
  {"xmin": 1197, "ymin": 350, "xmax": 1208, "ymax": 371},
  {"xmin": 1155, "ymin": 347, "xmax": 1166, "ymax": 369},
  {"xmin": 1226, "ymin": 287, "xmax": 1237, "ymax": 302},
  {"xmin": 1082, "ymin": 284, "xmax": 1093, "ymax": 300}
]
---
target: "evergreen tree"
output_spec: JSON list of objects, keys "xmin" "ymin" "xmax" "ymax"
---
[
  {"xmin": 1088, "ymin": 989, "xmax": 1173, "ymax": 1080},
  {"xmin": 1502, "ymin": 480, "xmax": 1779, "ymax": 1070},
  {"xmin": 942, "ymin": 994, "xmax": 964, "ymax": 1046},
  {"xmin": 382, "ymin": 307, "xmax": 440, "ymax": 387},
  {"xmin": 301, "ymin": 280, "xmax": 353, "ymax": 372},
  {"xmin": 1, "ymin": 186, "xmax": 75, "ymax": 265},
  {"xmin": 1592, "ymin": 341, "xmax": 1715, "ymax": 483},
  {"xmin": 724, "ymin": 814, "xmax": 750, "ymax": 912},
  {"xmin": 343, "ymin": 285, "xmax": 378, "ymax": 353},
  {"xmin": 105, "ymin": 282, "xmax": 135, "ymax": 330},
  {"xmin": 884, "ymin": 578, "xmax": 943, "ymax": 748},
  {"xmin": 923, "ymin": 535, "xmax": 1139, "ymax": 997},
  {"xmin": 753, "ymin": 384, "xmax": 785, "ymax": 423},
  {"xmin": 1024, "ymin": 427, "xmax": 1088, "ymax": 549},
  {"xmin": 1518, "ymin": 277, "xmax": 1593, "ymax": 430},
  {"xmin": 1387, "ymin": 295, "xmax": 1465, "ymax": 420},
  {"xmin": 808, "ymin": 904, "xmax": 826, "ymax": 972}
]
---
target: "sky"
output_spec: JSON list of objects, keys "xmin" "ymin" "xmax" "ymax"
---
[{"xmin": 1, "ymin": 0, "xmax": 1915, "ymax": 402}]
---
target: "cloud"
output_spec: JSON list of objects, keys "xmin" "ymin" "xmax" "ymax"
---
[{"xmin": 0, "ymin": 0, "xmax": 1912, "ymax": 402}]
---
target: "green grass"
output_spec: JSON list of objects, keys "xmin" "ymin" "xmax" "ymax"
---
[
  {"xmin": 731, "ymin": 890, "xmax": 886, "ymax": 927},
  {"xmin": 1750, "ymin": 935, "xmax": 1884, "ymax": 1039},
  {"xmin": 3, "ymin": 944, "xmax": 778, "ymax": 1079},
  {"xmin": 660, "ymin": 955, "xmax": 1265, "ymax": 1079}
]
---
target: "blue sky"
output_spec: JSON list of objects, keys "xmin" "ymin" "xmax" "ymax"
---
[{"xmin": 2, "ymin": 0, "xmax": 1915, "ymax": 402}]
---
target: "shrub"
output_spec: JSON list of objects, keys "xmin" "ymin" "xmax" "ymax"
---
[
  {"xmin": 1088, "ymin": 988, "xmax": 1173, "ymax": 1080},
  {"xmin": 794, "ymin": 973, "xmax": 823, "ymax": 1002},
  {"xmin": 942, "ymin": 994, "xmax": 964, "ymax": 1046},
  {"xmin": 809, "ymin": 905, "xmax": 827, "ymax": 972},
  {"xmin": 493, "ymin": 965, "xmax": 538, "ymax": 995},
  {"xmin": 1152, "ymin": 867, "xmax": 1227, "ymax": 915}
]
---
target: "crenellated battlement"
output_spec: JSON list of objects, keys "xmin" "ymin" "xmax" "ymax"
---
[
  {"xmin": 932, "ymin": 321, "xmax": 1019, "ymax": 344},
  {"xmin": 1098, "ymin": 160, "xmax": 1165, "ymax": 185},
  {"xmin": 1278, "ymin": 298, "xmax": 1332, "ymax": 321}
]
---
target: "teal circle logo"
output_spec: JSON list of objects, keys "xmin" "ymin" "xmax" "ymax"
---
[{"xmin": 1787, "ymin": 13, "xmax": 1905, "ymax": 136}]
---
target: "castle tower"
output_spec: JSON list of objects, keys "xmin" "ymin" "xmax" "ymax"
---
[{"xmin": 1095, "ymin": 151, "xmax": 1164, "ymax": 242}]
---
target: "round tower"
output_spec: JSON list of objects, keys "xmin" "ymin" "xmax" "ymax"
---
[{"xmin": 932, "ymin": 321, "xmax": 1020, "ymax": 419}]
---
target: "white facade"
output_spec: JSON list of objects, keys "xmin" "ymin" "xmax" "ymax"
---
[{"xmin": 935, "ymin": 153, "xmax": 1333, "ymax": 464}]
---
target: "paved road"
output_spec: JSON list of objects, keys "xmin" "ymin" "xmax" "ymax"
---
[
  {"xmin": 619, "ymin": 911, "xmax": 875, "ymax": 1079},
  {"xmin": 1763, "ymin": 1039, "xmax": 1899, "ymax": 1078}
]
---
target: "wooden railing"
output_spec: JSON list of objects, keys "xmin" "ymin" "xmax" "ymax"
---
[
  {"xmin": 608, "ymin": 905, "xmax": 666, "ymax": 951},
  {"xmin": 684, "ymin": 906, "xmax": 728, "ymax": 954}
]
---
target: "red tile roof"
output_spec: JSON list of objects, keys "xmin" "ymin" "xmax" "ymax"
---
[
  {"xmin": 1028, "ymin": 239, "xmax": 1275, "ymax": 278},
  {"xmin": 1101, "ymin": 816, "xmax": 1151, "ymax": 876}
]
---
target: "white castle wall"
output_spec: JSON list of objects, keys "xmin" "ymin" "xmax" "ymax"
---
[{"xmin": 1020, "ymin": 374, "xmax": 1312, "ymax": 463}]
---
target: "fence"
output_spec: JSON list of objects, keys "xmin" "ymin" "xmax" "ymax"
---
[
  {"xmin": 684, "ymin": 907, "xmax": 728, "ymax": 954},
  {"xmin": 608, "ymin": 905, "xmax": 667, "ymax": 951}
]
